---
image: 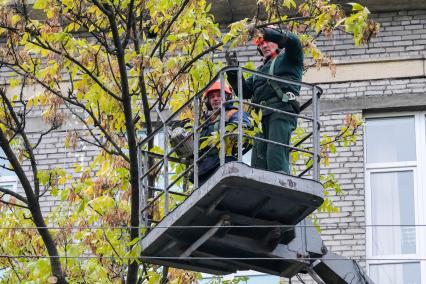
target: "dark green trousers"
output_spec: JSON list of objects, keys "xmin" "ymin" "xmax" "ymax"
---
[{"xmin": 251, "ymin": 113, "xmax": 297, "ymax": 173}]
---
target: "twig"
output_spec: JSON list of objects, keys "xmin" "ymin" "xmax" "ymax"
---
[
  {"xmin": 159, "ymin": 42, "xmax": 223, "ymax": 101},
  {"xmin": 0, "ymin": 199, "xmax": 29, "ymax": 209},
  {"xmin": 103, "ymin": 230, "xmax": 122, "ymax": 260},
  {"xmin": 0, "ymin": 186, "xmax": 28, "ymax": 204},
  {"xmin": 149, "ymin": 0, "xmax": 190, "ymax": 58},
  {"xmin": 0, "ymin": 89, "xmax": 40, "ymax": 198},
  {"xmin": 33, "ymin": 124, "xmax": 61, "ymax": 149},
  {"xmin": 64, "ymin": 103, "xmax": 127, "ymax": 160}
]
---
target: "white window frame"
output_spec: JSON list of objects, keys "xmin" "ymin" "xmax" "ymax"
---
[
  {"xmin": 364, "ymin": 111, "xmax": 426, "ymax": 283},
  {"xmin": 0, "ymin": 147, "xmax": 18, "ymax": 203},
  {"xmin": 0, "ymin": 175, "xmax": 18, "ymax": 202}
]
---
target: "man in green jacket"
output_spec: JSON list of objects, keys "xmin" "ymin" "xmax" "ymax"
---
[{"xmin": 226, "ymin": 26, "xmax": 303, "ymax": 173}]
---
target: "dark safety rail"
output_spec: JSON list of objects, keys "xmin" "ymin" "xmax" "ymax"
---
[{"xmin": 137, "ymin": 66, "xmax": 322, "ymax": 228}]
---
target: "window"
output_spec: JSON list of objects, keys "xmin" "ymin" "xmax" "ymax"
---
[
  {"xmin": 0, "ymin": 148, "xmax": 15, "ymax": 178},
  {"xmin": 0, "ymin": 148, "xmax": 17, "ymax": 202},
  {"xmin": 137, "ymin": 130, "xmax": 184, "ymax": 191},
  {"xmin": 365, "ymin": 112, "xmax": 426, "ymax": 284},
  {"xmin": 200, "ymin": 271, "xmax": 280, "ymax": 283}
]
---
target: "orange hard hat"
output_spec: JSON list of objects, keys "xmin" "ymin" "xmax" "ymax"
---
[
  {"xmin": 204, "ymin": 81, "xmax": 232, "ymax": 98},
  {"xmin": 253, "ymin": 36, "xmax": 265, "ymax": 46},
  {"xmin": 252, "ymin": 25, "xmax": 280, "ymax": 46}
]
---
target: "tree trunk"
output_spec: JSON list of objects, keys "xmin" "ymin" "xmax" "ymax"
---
[
  {"xmin": 106, "ymin": 11, "xmax": 140, "ymax": 282},
  {"xmin": 0, "ymin": 129, "xmax": 67, "ymax": 283}
]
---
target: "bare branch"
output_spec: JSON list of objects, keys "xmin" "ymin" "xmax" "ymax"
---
[
  {"xmin": 0, "ymin": 62, "xmax": 128, "ymax": 162},
  {"xmin": 64, "ymin": 102, "xmax": 129, "ymax": 162},
  {"xmin": 103, "ymin": 230, "xmax": 122, "ymax": 260},
  {"xmin": 0, "ymin": 164, "xmax": 14, "ymax": 171},
  {"xmin": 255, "ymin": 16, "xmax": 313, "ymax": 29},
  {"xmin": 33, "ymin": 124, "xmax": 61, "ymax": 149},
  {"xmin": 0, "ymin": 246, "xmax": 22, "ymax": 281},
  {"xmin": 105, "ymin": 51, "xmax": 122, "ymax": 92},
  {"xmin": 0, "ymin": 89, "xmax": 40, "ymax": 198},
  {"xmin": 0, "ymin": 199, "xmax": 29, "ymax": 209},
  {"xmin": 0, "ymin": 186, "xmax": 28, "ymax": 204}
]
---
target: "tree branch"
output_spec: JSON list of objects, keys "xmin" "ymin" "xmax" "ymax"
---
[
  {"xmin": 0, "ymin": 186, "xmax": 28, "ymax": 204},
  {"xmin": 27, "ymin": 38, "xmax": 122, "ymax": 102},
  {"xmin": 64, "ymin": 102, "xmax": 129, "ymax": 162},
  {"xmin": 149, "ymin": 0, "xmax": 190, "ymax": 58},
  {"xmin": 90, "ymin": 0, "xmax": 112, "ymax": 17},
  {"xmin": 0, "ymin": 164, "xmax": 14, "ymax": 172},
  {"xmin": 0, "ymin": 88, "xmax": 41, "ymax": 198},
  {"xmin": 122, "ymin": 0, "xmax": 135, "ymax": 50},
  {"xmin": 33, "ymin": 124, "xmax": 61, "ymax": 150},
  {"xmin": 103, "ymin": 5, "xmax": 141, "ymax": 283},
  {"xmin": 103, "ymin": 230, "xmax": 122, "ymax": 260},
  {"xmin": 0, "ymin": 63, "xmax": 128, "ymax": 163},
  {"xmin": 0, "ymin": 199, "xmax": 28, "ymax": 209},
  {"xmin": 159, "ymin": 42, "xmax": 223, "ymax": 102}
]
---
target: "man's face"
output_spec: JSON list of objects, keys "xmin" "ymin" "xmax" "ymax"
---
[
  {"xmin": 208, "ymin": 90, "xmax": 221, "ymax": 110},
  {"xmin": 259, "ymin": 40, "xmax": 278, "ymax": 59}
]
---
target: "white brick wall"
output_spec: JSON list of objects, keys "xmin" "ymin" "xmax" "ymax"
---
[{"xmin": 317, "ymin": 10, "xmax": 426, "ymax": 60}]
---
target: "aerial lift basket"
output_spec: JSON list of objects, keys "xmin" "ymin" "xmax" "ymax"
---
[{"xmin": 137, "ymin": 67, "xmax": 374, "ymax": 284}]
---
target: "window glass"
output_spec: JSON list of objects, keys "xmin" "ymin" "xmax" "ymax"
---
[
  {"xmin": 200, "ymin": 274, "xmax": 280, "ymax": 284},
  {"xmin": 371, "ymin": 171, "xmax": 415, "ymax": 255},
  {"xmin": 243, "ymin": 149, "xmax": 251, "ymax": 165},
  {"xmin": 0, "ymin": 184, "xmax": 14, "ymax": 190},
  {"xmin": 0, "ymin": 148, "xmax": 15, "ymax": 177},
  {"xmin": 243, "ymin": 275, "xmax": 280, "ymax": 283},
  {"xmin": 0, "ymin": 182, "xmax": 17, "ymax": 202},
  {"xmin": 0, "ymin": 148, "xmax": 17, "ymax": 203},
  {"xmin": 138, "ymin": 130, "xmax": 184, "ymax": 191},
  {"xmin": 365, "ymin": 117, "xmax": 416, "ymax": 163},
  {"xmin": 370, "ymin": 262, "xmax": 420, "ymax": 284}
]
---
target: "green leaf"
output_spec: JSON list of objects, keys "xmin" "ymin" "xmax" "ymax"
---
[
  {"xmin": 11, "ymin": 15, "xmax": 20, "ymax": 25},
  {"xmin": 90, "ymin": 195, "xmax": 114, "ymax": 213},
  {"xmin": 200, "ymin": 139, "xmax": 210, "ymax": 150},
  {"xmin": 127, "ymin": 237, "xmax": 140, "ymax": 246},
  {"xmin": 32, "ymin": 0, "xmax": 48, "ymax": 9},
  {"xmin": 51, "ymin": 187, "xmax": 58, "ymax": 196},
  {"xmin": 347, "ymin": 2, "xmax": 366, "ymax": 12}
]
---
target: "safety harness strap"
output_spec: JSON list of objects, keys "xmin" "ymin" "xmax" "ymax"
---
[
  {"xmin": 267, "ymin": 57, "xmax": 295, "ymax": 103},
  {"xmin": 252, "ymin": 55, "xmax": 296, "ymax": 104}
]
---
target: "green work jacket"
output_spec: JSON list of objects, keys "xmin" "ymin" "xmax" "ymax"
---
[{"xmin": 228, "ymin": 28, "xmax": 303, "ymax": 116}]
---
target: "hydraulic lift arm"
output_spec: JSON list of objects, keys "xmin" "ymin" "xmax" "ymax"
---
[{"xmin": 276, "ymin": 219, "xmax": 374, "ymax": 284}]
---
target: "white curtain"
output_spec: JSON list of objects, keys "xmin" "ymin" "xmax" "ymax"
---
[
  {"xmin": 370, "ymin": 171, "xmax": 416, "ymax": 283},
  {"xmin": 372, "ymin": 172, "xmax": 402, "ymax": 255}
]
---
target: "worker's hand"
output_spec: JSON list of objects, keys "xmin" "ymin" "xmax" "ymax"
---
[
  {"xmin": 246, "ymin": 23, "xmax": 263, "ymax": 39},
  {"xmin": 225, "ymin": 50, "xmax": 239, "ymax": 66}
]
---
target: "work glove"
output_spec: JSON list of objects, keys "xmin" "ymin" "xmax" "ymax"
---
[
  {"xmin": 225, "ymin": 50, "xmax": 239, "ymax": 66},
  {"xmin": 246, "ymin": 22, "xmax": 263, "ymax": 39}
]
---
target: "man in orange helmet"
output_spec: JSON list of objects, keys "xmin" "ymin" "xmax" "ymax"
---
[
  {"xmin": 226, "ymin": 25, "xmax": 303, "ymax": 174},
  {"xmin": 195, "ymin": 81, "xmax": 251, "ymax": 184}
]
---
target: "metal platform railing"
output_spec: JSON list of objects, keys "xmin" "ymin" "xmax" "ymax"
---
[{"xmin": 137, "ymin": 66, "xmax": 323, "ymax": 228}]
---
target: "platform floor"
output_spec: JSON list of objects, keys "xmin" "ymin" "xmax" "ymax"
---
[{"xmin": 141, "ymin": 162, "xmax": 324, "ymax": 275}]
